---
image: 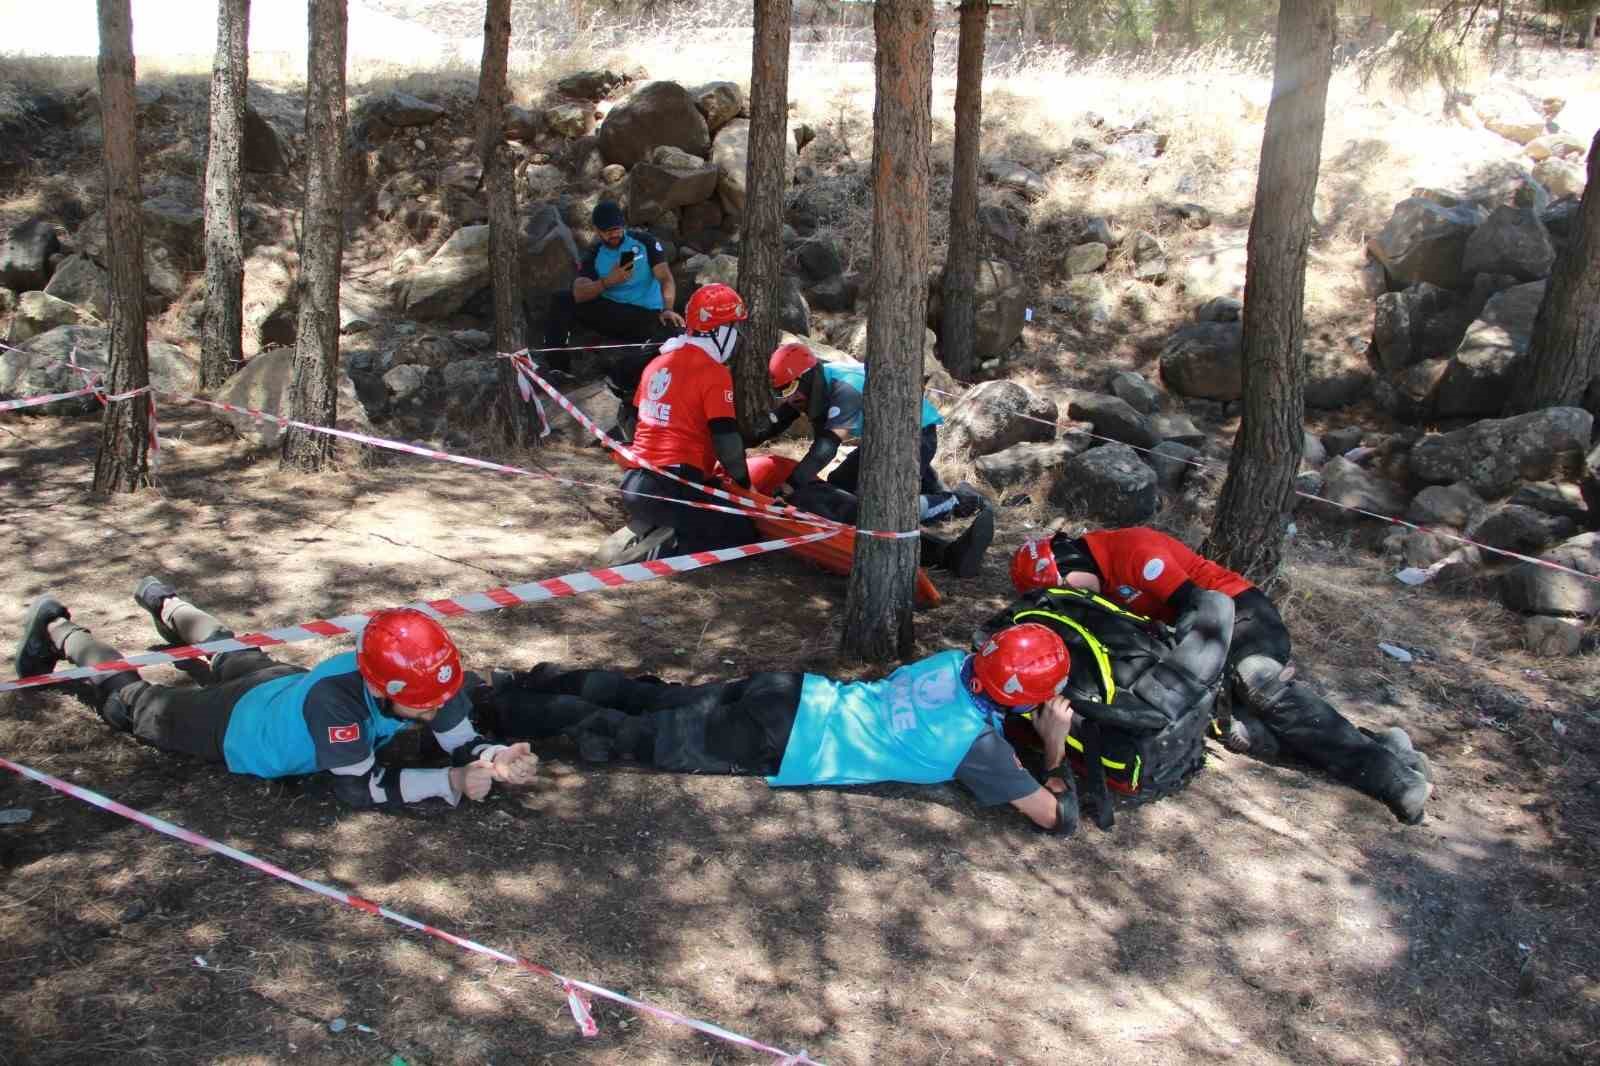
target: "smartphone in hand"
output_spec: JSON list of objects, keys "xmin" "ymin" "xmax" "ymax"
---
[{"xmin": 619, "ymin": 249, "xmax": 637, "ymax": 269}]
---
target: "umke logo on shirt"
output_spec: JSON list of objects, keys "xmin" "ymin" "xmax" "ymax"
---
[{"xmin": 641, "ymin": 368, "xmax": 673, "ymax": 424}]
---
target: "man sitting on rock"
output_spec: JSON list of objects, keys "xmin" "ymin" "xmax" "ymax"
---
[
  {"xmin": 1008, "ymin": 527, "xmax": 1434, "ymax": 823},
  {"xmin": 543, "ymin": 200, "xmax": 684, "ymax": 379}
]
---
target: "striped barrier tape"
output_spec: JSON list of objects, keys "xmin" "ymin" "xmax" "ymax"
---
[
  {"xmin": 0, "ymin": 528, "xmax": 837, "ymax": 693},
  {"xmin": 0, "ymin": 383, "xmax": 104, "ymax": 412},
  {"xmin": 164, "ymin": 391, "xmax": 834, "ymax": 530},
  {"xmin": 924, "ymin": 385, "xmax": 1600, "ymax": 586},
  {"xmin": 0, "ymin": 755, "xmax": 820, "ymax": 1062},
  {"xmin": 508, "ymin": 353, "xmax": 922, "ymax": 541}
]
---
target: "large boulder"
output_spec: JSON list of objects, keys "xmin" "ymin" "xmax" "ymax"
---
[
  {"xmin": 1367, "ymin": 197, "xmax": 1487, "ymax": 289},
  {"xmin": 242, "ymin": 248, "xmax": 298, "ymax": 357},
  {"xmin": 1509, "ymin": 481, "xmax": 1589, "ymax": 525},
  {"xmin": 545, "ymin": 379, "xmax": 622, "ymax": 447},
  {"xmin": 1500, "ymin": 532, "xmax": 1600, "ymax": 618},
  {"xmin": 840, "ymin": 319, "xmax": 938, "ymax": 367},
  {"xmin": 1409, "ymin": 407, "xmax": 1593, "ymax": 497},
  {"xmin": 440, "ymin": 357, "xmax": 501, "ymax": 423},
  {"xmin": 711, "ymin": 118, "xmax": 752, "ymax": 218},
  {"xmin": 1371, "ymin": 283, "xmax": 1453, "ymax": 372},
  {"xmin": 690, "ymin": 81, "xmax": 743, "ymax": 136},
  {"xmin": 5, "ymin": 291, "xmax": 99, "ymax": 344},
  {"xmin": 626, "ymin": 146, "xmax": 720, "ymax": 225},
  {"xmin": 1524, "ymin": 131, "xmax": 1587, "ymax": 162},
  {"xmin": 211, "ymin": 346, "xmax": 370, "ymax": 448},
  {"xmin": 1407, "ymin": 482, "xmax": 1485, "ymax": 529},
  {"xmin": 927, "ymin": 259, "xmax": 1027, "ymax": 359},
  {"xmin": 1304, "ymin": 347, "xmax": 1374, "ymax": 409},
  {"xmin": 1472, "ymin": 85, "xmax": 1548, "ymax": 145},
  {"xmin": 1067, "ymin": 392, "xmax": 1158, "ymax": 449},
  {"xmin": 555, "ymin": 69, "xmax": 630, "ymax": 101},
  {"xmin": 1465, "ymin": 503, "xmax": 1575, "ymax": 555},
  {"xmin": 0, "ymin": 217, "xmax": 60, "ymax": 292},
  {"xmin": 1431, "ymin": 280, "xmax": 1544, "ymax": 418},
  {"xmin": 1461, "ymin": 205, "xmax": 1554, "ymax": 282},
  {"xmin": 405, "ymin": 225, "xmax": 491, "ymax": 319},
  {"xmin": 940, "ymin": 379, "xmax": 1058, "ymax": 459},
  {"xmin": 777, "ymin": 276, "xmax": 810, "ymax": 336},
  {"xmin": 599, "ymin": 82, "xmax": 710, "ymax": 169},
  {"xmin": 1532, "ymin": 158, "xmax": 1586, "ymax": 200},
  {"xmin": 362, "ymin": 90, "xmax": 447, "ymax": 128},
  {"xmin": 0, "ymin": 325, "xmax": 197, "ymax": 414},
  {"xmin": 241, "ymin": 105, "xmax": 290, "ymax": 174},
  {"xmin": 1108, "ymin": 370, "xmax": 1160, "ymax": 414},
  {"xmin": 519, "ymin": 205, "xmax": 581, "ymax": 313},
  {"xmin": 975, "ymin": 436, "xmax": 1093, "ymax": 489},
  {"xmin": 42, "ymin": 254, "xmax": 110, "ymax": 319},
  {"xmin": 982, "ymin": 158, "xmax": 1048, "ymax": 200},
  {"xmin": 1315, "ymin": 456, "xmax": 1409, "ymax": 522},
  {"xmin": 1159, "ymin": 321, "xmax": 1242, "ymax": 401},
  {"xmin": 1049, "ymin": 444, "xmax": 1159, "ymax": 524}
]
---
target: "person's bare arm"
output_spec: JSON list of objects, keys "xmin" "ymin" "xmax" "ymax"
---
[
  {"xmin": 1010, "ymin": 786, "xmax": 1062, "ymax": 829},
  {"xmin": 653, "ymin": 263, "xmax": 683, "ymax": 327}
]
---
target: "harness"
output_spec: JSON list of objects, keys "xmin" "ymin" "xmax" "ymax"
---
[{"xmin": 1002, "ymin": 587, "xmax": 1216, "ymax": 828}]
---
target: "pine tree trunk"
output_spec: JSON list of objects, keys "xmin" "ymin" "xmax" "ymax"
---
[
  {"xmin": 735, "ymin": 0, "xmax": 792, "ymax": 437},
  {"xmin": 92, "ymin": 0, "xmax": 151, "ymax": 494},
  {"xmin": 476, "ymin": 0, "xmax": 529, "ymax": 445},
  {"xmin": 841, "ymin": 0, "xmax": 933, "ymax": 663},
  {"xmin": 1200, "ymin": 0, "xmax": 1334, "ymax": 579},
  {"xmin": 200, "ymin": 0, "xmax": 249, "ymax": 392},
  {"xmin": 940, "ymin": 0, "xmax": 987, "ymax": 382},
  {"xmin": 1509, "ymin": 128, "xmax": 1600, "ymax": 412},
  {"xmin": 282, "ymin": 0, "xmax": 347, "ymax": 471}
]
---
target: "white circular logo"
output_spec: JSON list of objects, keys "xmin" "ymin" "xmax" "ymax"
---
[
  {"xmin": 827, "ymin": 406, "xmax": 841, "ymax": 419},
  {"xmin": 1142, "ymin": 557, "xmax": 1165, "ymax": 581},
  {"xmin": 436, "ymin": 664, "xmax": 454, "ymax": 684},
  {"xmin": 646, "ymin": 368, "xmax": 672, "ymax": 401}
]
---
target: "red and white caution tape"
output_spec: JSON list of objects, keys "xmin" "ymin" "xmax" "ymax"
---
[
  {"xmin": 508, "ymin": 353, "xmax": 920, "ymax": 541},
  {"xmin": 925, "ymin": 385, "xmax": 1600, "ymax": 586},
  {"xmin": 0, "ymin": 384, "xmax": 104, "ymax": 412},
  {"xmin": 0, "ymin": 755, "xmax": 820, "ymax": 1063},
  {"xmin": 0, "ymin": 528, "xmax": 837, "ymax": 693}
]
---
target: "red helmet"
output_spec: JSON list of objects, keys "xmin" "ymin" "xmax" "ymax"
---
[
  {"xmin": 685, "ymin": 283, "xmax": 748, "ymax": 333},
  {"xmin": 768, "ymin": 341, "xmax": 818, "ymax": 399},
  {"xmin": 356, "ymin": 608, "xmax": 464, "ymax": 709},
  {"xmin": 970, "ymin": 623, "xmax": 1071, "ymax": 707},
  {"xmin": 1010, "ymin": 537, "xmax": 1061, "ymax": 593}
]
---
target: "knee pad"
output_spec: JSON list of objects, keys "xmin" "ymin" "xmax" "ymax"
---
[{"xmin": 1231, "ymin": 654, "xmax": 1292, "ymax": 712}]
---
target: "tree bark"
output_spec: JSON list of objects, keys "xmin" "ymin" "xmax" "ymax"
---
[
  {"xmin": 1508, "ymin": 127, "xmax": 1600, "ymax": 412},
  {"xmin": 200, "ymin": 0, "xmax": 249, "ymax": 392},
  {"xmin": 735, "ymin": 0, "xmax": 792, "ymax": 437},
  {"xmin": 282, "ymin": 0, "xmax": 347, "ymax": 471},
  {"xmin": 1200, "ymin": 0, "xmax": 1334, "ymax": 579},
  {"xmin": 841, "ymin": 0, "xmax": 933, "ymax": 663},
  {"xmin": 476, "ymin": 0, "xmax": 530, "ymax": 445},
  {"xmin": 940, "ymin": 0, "xmax": 988, "ymax": 381},
  {"xmin": 92, "ymin": 0, "xmax": 152, "ymax": 494}
]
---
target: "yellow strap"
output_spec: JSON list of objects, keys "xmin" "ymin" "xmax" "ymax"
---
[
  {"xmin": 1013, "ymin": 608, "xmax": 1116, "ymax": 704},
  {"xmin": 1065, "ymin": 732, "xmax": 1128, "ymax": 771},
  {"xmin": 1045, "ymin": 585, "xmax": 1157, "ymax": 624}
]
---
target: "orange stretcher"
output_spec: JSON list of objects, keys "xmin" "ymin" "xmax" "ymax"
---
[{"xmin": 733, "ymin": 455, "xmax": 942, "ymax": 608}]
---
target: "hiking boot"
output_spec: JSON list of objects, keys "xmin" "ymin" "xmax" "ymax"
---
[
  {"xmin": 1373, "ymin": 726, "xmax": 1433, "ymax": 783},
  {"xmin": 14, "ymin": 596, "xmax": 69, "ymax": 678},
  {"xmin": 132, "ymin": 576, "xmax": 182, "ymax": 645},
  {"xmin": 1234, "ymin": 660, "xmax": 1297, "ymax": 713},
  {"xmin": 1387, "ymin": 768, "xmax": 1432, "ymax": 825},
  {"xmin": 1223, "ymin": 711, "xmax": 1281, "ymax": 758},
  {"xmin": 947, "ymin": 508, "xmax": 995, "ymax": 579},
  {"xmin": 597, "ymin": 525, "xmax": 676, "ymax": 567}
]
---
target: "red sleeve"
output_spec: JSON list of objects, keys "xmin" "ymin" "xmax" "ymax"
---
[{"xmin": 702, "ymin": 364, "xmax": 736, "ymax": 421}]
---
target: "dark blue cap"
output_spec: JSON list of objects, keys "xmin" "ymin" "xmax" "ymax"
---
[{"xmin": 591, "ymin": 200, "xmax": 625, "ymax": 230}]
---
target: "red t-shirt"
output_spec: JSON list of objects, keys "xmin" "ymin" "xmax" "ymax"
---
[
  {"xmin": 630, "ymin": 340, "xmax": 736, "ymax": 474},
  {"xmin": 1082, "ymin": 528, "xmax": 1254, "ymax": 623}
]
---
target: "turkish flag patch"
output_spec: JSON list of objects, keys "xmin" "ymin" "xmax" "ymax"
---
[{"xmin": 328, "ymin": 724, "xmax": 361, "ymax": 744}]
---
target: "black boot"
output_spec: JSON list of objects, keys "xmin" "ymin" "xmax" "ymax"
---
[
  {"xmin": 132, "ymin": 576, "xmax": 182, "ymax": 645},
  {"xmin": 924, "ymin": 508, "xmax": 994, "ymax": 579},
  {"xmin": 14, "ymin": 596, "xmax": 70, "ymax": 678}
]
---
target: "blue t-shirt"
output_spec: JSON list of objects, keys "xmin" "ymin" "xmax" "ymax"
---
[
  {"xmin": 768, "ymin": 650, "xmax": 1018, "ymax": 793},
  {"xmin": 818, "ymin": 362, "xmax": 943, "ymax": 437},
  {"xmin": 221, "ymin": 652, "xmax": 471, "ymax": 779},
  {"xmin": 582, "ymin": 230, "xmax": 665, "ymax": 311}
]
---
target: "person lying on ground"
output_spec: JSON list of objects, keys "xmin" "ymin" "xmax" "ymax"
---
[
  {"xmin": 542, "ymin": 199, "xmax": 683, "ymax": 372},
  {"xmin": 758, "ymin": 341, "xmax": 984, "ymax": 524},
  {"xmin": 1008, "ymin": 527, "xmax": 1433, "ymax": 824},
  {"xmin": 479, "ymin": 624, "xmax": 1089, "ymax": 835},
  {"xmin": 12, "ymin": 581, "xmax": 539, "ymax": 808},
  {"xmin": 609, "ymin": 282, "xmax": 758, "ymax": 563}
]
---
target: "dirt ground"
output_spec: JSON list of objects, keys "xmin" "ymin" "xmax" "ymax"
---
[{"xmin": 2, "ymin": 398, "xmax": 1598, "ymax": 1066}]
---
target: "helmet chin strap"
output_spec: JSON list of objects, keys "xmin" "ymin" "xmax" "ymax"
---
[{"xmin": 706, "ymin": 323, "xmax": 741, "ymax": 364}]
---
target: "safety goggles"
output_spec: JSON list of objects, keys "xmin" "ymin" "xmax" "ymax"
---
[{"xmin": 773, "ymin": 377, "xmax": 801, "ymax": 402}]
